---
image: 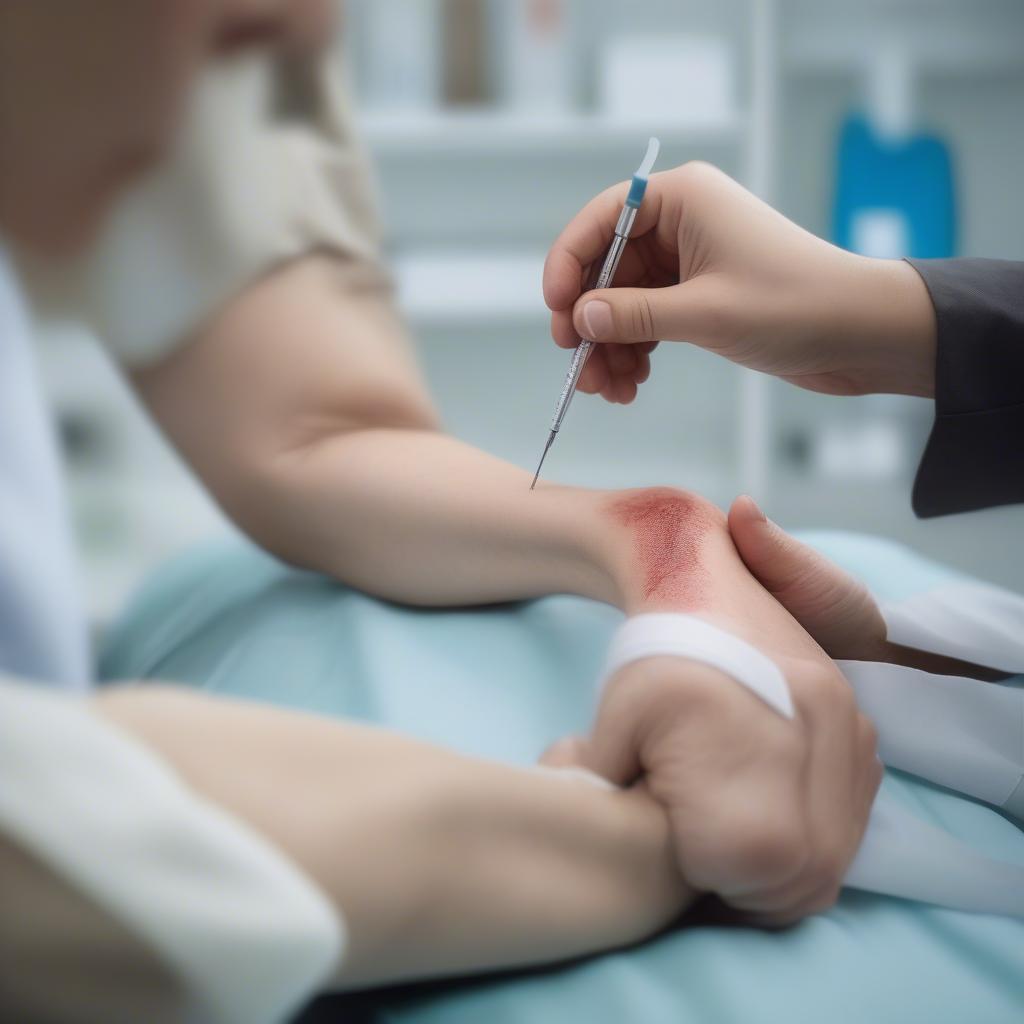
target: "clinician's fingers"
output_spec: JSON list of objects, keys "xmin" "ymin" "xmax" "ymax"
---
[
  {"xmin": 634, "ymin": 350, "xmax": 651, "ymax": 384},
  {"xmin": 739, "ymin": 875, "xmax": 847, "ymax": 928},
  {"xmin": 571, "ymin": 278, "xmax": 722, "ymax": 346},
  {"xmin": 576, "ymin": 349, "xmax": 610, "ymax": 394},
  {"xmin": 729, "ymin": 679, "xmax": 876, "ymax": 919},
  {"xmin": 728, "ymin": 495, "xmax": 887, "ymax": 660},
  {"xmin": 543, "ymin": 181, "xmax": 666, "ymax": 312},
  {"xmin": 558, "ymin": 344, "xmax": 651, "ymax": 403},
  {"xmin": 552, "ymin": 308, "xmax": 580, "ymax": 348},
  {"xmin": 605, "ymin": 341, "xmax": 638, "ymax": 378},
  {"xmin": 611, "ymin": 377, "xmax": 638, "ymax": 404},
  {"xmin": 551, "ymin": 248, "xmax": 657, "ymax": 350}
]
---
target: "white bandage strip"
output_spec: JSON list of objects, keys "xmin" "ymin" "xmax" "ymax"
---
[{"xmin": 602, "ymin": 613, "xmax": 795, "ymax": 719}]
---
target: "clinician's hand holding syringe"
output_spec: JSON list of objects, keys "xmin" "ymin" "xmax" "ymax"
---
[{"xmin": 529, "ymin": 137, "xmax": 661, "ymax": 489}]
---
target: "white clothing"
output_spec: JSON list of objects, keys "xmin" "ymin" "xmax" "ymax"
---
[
  {"xmin": 0, "ymin": 247, "xmax": 89, "ymax": 688},
  {"xmin": 0, "ymin": 45, "xmax": 380, "ymax": 1017}
]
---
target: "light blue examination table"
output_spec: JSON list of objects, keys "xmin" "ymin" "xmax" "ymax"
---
[{"xmin": 99, "ymin": 532, "xmax": 1024, "ymax": 1024}]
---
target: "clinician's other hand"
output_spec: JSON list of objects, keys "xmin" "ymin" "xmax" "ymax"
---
[
  {"xmin": 726, "ymin": 496, "xmax": 889, "ymax": 661},
  {"xmin": 543, "ymin": 162, "xmax": 936, "ymax": 403},
  {"xmin": 727, "ymin": 495, "xmax": 1005, "ymax": 679},
  {"xmin": 542, "ymin": 653, "xmax": 882, "ymax": 927}
]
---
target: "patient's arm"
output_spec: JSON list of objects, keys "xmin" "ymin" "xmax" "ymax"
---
[
  {"xmin": 131, "ymin": 255, "xmax": 614, "ymax": 608},
  {"xmin": 94, "ymin": 685, "xmax": 690, "ymax": 989},
  {"xmin": 132, "ymin": 253, "xmax": 879, "ymax": 925}
]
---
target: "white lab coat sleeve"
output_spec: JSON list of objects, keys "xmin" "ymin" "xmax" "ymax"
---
[
  {"xmin": 838, "ymin": 659, "xmax": 1024, "ymax": 820},
  {"xmin": 879, "ymin": 579, "xmax": 1024, "ymax": 674},
  {"xmin": 0, "ymin": 678, "xmax": 344, "ymax": 1024}
]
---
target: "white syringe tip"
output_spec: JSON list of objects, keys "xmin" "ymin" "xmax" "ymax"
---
[{"xmin": 635, "ymin": 136, "xmax": 661, "ymax": 179}]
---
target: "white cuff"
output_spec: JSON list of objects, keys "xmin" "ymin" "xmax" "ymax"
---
[
  {"xmin": 838, "ymin": 659, "xmax": 1024, "ymax": 821},
  {"xmin": 881, "ymin": 580, "xmax": 1024, "ymax": 674},
  {"xmin": 601, "ymin": 613, "xmax": 795, "ymax": 719}
]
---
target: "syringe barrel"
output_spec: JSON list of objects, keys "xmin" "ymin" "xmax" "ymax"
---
[{"xmin": 547, "ymin": 202, "xmax": 638, "ymax": 432}]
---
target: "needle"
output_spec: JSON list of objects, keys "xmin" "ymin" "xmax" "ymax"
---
[
  {"xmin": 529, "ymin": 430, "xmax": 556, "ymax": 490},
  {"xmin": 528, "ymin": 136, "xmax": 660, "ymax": 489}
]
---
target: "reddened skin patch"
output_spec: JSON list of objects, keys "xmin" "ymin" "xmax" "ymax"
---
[{"xmin": 605, "ymin": 488, "xmax": 723, "ymax": 608}]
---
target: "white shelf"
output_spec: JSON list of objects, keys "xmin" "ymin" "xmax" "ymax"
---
[
  {"xmin": 358, "ymin": 109, "xmax": 745, "ymax": 155},
  {"xmin": 785, "ymin": 2, "xmax": 1024, "ymax": 75}
]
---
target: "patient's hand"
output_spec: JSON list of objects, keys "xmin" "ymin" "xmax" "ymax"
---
[{"xmin": 562, "ymin": 487, "xmax": 882, "ymax": 925}]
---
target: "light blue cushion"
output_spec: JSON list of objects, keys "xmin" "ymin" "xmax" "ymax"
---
[{"xmin": 100, "ymin": 532, "xmax": 1024, "ymax": 1024}]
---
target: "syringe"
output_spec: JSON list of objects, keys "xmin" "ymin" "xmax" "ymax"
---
[{"xmin": 529, "ymin": 136, "xmax": 661, "ymax": 490}]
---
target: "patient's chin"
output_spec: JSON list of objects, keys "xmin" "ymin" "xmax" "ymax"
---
[{"xmin": 7, "ymin": 191, "xmax": 112, "ymax": 263}]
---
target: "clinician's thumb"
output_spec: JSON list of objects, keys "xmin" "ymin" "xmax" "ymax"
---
[
  {"xmin": 573, "ymin": 282, "xmax": 705, "ymax": 345},
  {"xmin": 728, "ymin": 495, "xmax": 886, "ymax": 659}
]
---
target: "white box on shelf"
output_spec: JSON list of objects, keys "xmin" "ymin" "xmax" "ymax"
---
[
  {"xmin": 356, "ymin": 0, "xmax": 443, "ymax": 112},
  {"xmin": 599, "ymin": 35, "xmax": 736, "ymax": 127},
  {"xmin": 495, "ymin": 0, "xmax": 574, "ymax": 113}
]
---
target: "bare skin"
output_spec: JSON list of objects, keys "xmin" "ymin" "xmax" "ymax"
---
[
  {"xmin": 543, "ymin": 161, "xmax": 937, "ymax": 404},
  {"xmin": 127, "ymin": 255, "xmax": 883, "ymax": 929},
  {"xmin": 0, "ymin": 3, "xmax": 911, "ymax": 1004},
  {"xmin": 94, "ymin": 685, "xmax": 691, "ymax": 989},
  {"xmin": 0, "ymin": 1, "xmax": 330, "ymax": 258},
  {"xmin": 0, "ymin": 0, "xmax": 774, "ymax": 999},
  {"xmin": 727, "ymin": 495, "xmax": 1006, "ymax": 681}
]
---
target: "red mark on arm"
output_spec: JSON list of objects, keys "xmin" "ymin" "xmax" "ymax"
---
[{"xmin": 605, "ymin": 488, "xmax": 724, "ymax": 608}]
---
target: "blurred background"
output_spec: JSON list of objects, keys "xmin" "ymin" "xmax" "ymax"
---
[{"xmin": 39, "ymin": 0, "xmax": 1024, "ymax": 633}]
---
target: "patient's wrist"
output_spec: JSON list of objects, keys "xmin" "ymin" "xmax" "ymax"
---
[{"xmin": 581, "ymin": 487, "xmax": 729, "ymax": 615}]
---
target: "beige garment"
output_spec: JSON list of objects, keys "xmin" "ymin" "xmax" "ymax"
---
[
  {"xmin": 25, "ymin": 47, "xmax": 390, "ymax": 367},
  {"xmin": 0, "ymin": 678, "xmax": 343, "ymax": 1024},
  {"xmin": 0, "ymin": 831, "xmax": 187, "ymax": 1024}
]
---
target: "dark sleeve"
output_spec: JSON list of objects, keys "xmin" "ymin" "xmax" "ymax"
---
[{"xmin": 906, "ymin": 257, "xmax": 1024, "ymax": 518}]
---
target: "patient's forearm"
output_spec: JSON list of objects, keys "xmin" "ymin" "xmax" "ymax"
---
[
  {"xmin": 243, "ymin": 431, "xmax": 824, "ymax": 673},
  {"xmin": 134, "ymin": 255, "xmax": 822, "ymax": 649},
  {"xmin": 242, "ymin": 429, "xmax": 623, "ymax": 607},
  {"xmin": 131, "ymin": 256, "xmax": 733, "ymax": 615},
  {"xmin": 94, "ymin": 686, "xmax": 689, "ymax": 989}
]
